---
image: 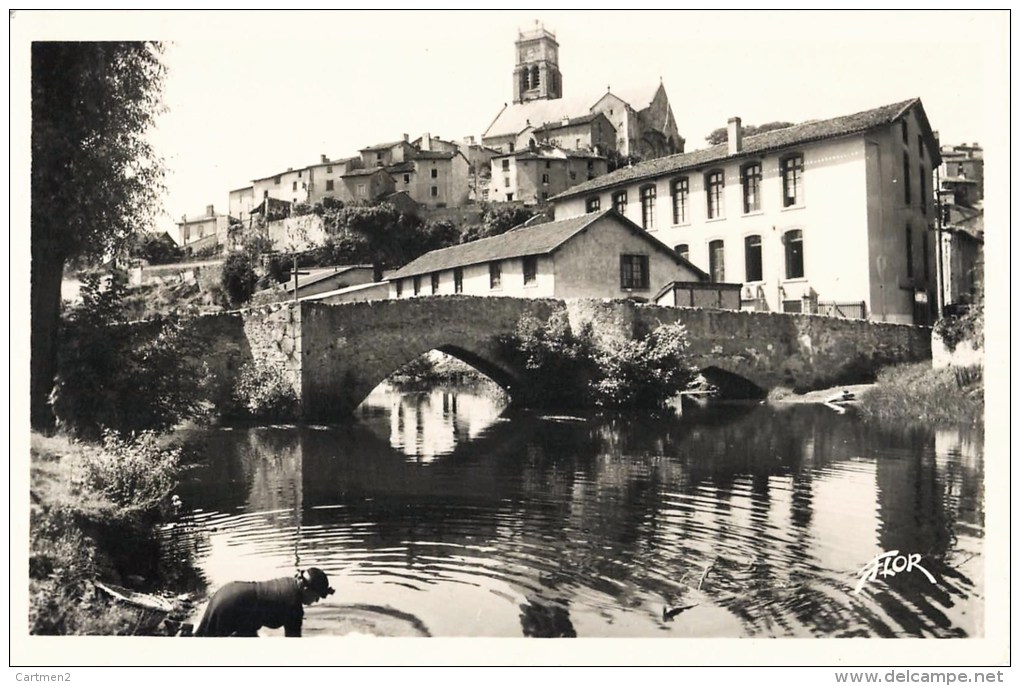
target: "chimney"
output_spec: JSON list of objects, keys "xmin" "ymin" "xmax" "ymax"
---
[
  {"xmin": 321, "ymin": 154, "xmax": 329, "ymax": 164},
  {"xmin": 728, "ymin": 117, "xmax": 742, "ymax": 155},
  {"xmin": 422, "ymin": 132, "xmax": 432, "ymax": 151},
  {"xmin": 206, "ymin": 204, "xmax": 215, "ymax": 216},
  {"xmin": 403, "ymin": 133, "xmax": 409, "ymax": 142}
]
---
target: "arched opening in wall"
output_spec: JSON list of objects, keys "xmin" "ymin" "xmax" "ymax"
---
[
  {"xmin": 697, "ymin": 366, "xmax": 766, "ymax": 400},
  {"xmin": 355, "ymin": 348, "xmax": 512, "ymax": 462}
]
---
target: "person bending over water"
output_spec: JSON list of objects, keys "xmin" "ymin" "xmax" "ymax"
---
[{"xmin": 195, "ymin": 567, "xmax": 335, "ymax": 637}]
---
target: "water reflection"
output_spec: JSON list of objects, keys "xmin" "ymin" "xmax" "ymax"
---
[{"xmin": 172, "ymin": 387, "xmax": 984, "ymax": 638}]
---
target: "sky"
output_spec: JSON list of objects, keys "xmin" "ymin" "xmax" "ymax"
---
[{"xmin": 12, "ymin": 9, "xmax": 1010, "ymax": 236}]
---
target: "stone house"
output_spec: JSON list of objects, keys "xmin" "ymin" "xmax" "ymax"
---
[
  {"xmin": 488, "ymin": 145, "xmax": 608, "ymax": 205},
  {"xmin": 550, "ymin": 98, "xmax": 942, "ymax": 325},
  {"xmin": 177, "ymin": 204, "xmax": 230, "ymax": 256},
  {"xmin": 359, "ymin": 137, "xmax": 416, "ymax": 169},
  {"xmin": 387, "ymin": 209, "xmax": 706, "ymax": 301},
  {"xmin": 389, "ymin": 150, "xmax": 470, "ymax": 208},
  {"xmin": 532, "ymin": 112, "xmax": 617, "ymax": 157},
  {"xmin": 340, "ymin": 167, "xmax": 396, "ymax": 204}
]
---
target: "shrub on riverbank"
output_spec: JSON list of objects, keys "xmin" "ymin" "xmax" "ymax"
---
[
  {"xmin": 857, "ymin": 362, "xmax": 983, "ymax": 426},
  {"xmin": 499, "ymin": 313, "xmax": 696, "ymax": 411},
  {"xmin": 230, "ymin": 361, "xmax": 299, "ymax": 421},
  {"xmin": 29, "ymin": 432, "xmax": 192, "ymax": 635}
]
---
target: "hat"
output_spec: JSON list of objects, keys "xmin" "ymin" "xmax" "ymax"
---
[{"xmin": 302, "ymin": 568, "xmax": 335, "ymax": 598}]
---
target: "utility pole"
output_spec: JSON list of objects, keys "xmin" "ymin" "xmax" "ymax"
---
[{"xmin": 935, "ymin": 157, "xmax": 945, "ymax": 319}]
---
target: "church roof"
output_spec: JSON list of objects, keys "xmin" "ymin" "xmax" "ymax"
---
[
  {"xmin": 483, "ymin": 84, "xmax": 666, "ymax": 140},
  {"xmin": 553, "ymin": 98, "xmax": 937, "ymax": 201},
  {"xmin": 532, "ymin": 113, "xmax": 603, "ymax": 133}
]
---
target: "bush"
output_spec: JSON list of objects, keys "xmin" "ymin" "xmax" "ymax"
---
[
  {"xmin": 51, "ymin": 273, "xmax": 209, "ymax": 439},
  {"xmin": 220, "ymin": 252, "xmax": 258, "ymax": 306},
  {"xmin": 858, "ymin": 362, "xmax": 983, "ymax": 426},
  {"xmin": 499, "ymin": 313, "xmax": 694, "ymax": 411},
  {"xmin": 231, "ymin": 361, "xmax": 299, "ymax": 420},
  {"xmin": 77, "ymin": 430, "xmax": 181, "ymax": 512}
]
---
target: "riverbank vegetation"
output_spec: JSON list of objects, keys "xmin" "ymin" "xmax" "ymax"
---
[
  {"xmin": 29, "ymin": 432, "xmax": 196, "ymax": 635},
  {"xmin": 857, "ymin": 362, "xmax": 983, "ymax": 426},
  {"xmin": 498, "ymin": 312, "xmax": 697, "ymax": 411}
]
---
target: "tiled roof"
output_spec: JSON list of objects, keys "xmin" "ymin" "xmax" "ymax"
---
[
  {"xmin": 414, "ymin": 150, "xmax": 456, "ymax": 160},
  {"xmin": 595, "ymin": 84, "xmax": 663, "ymax": 111},
  {"xmin": 342, "ymin": 167, "xmax": 389, "ymax": 178},
  {"xmin": 389, "ymin": 209, "xmax": 699, "ymax": 281},
  {"xmin": 282, "ymin": 265, "xmax": 374, "ymax": 293},
  {"xmin": 387, "ymin": 162, "xmax": 416, "ymax": 174},
  {"xmin": 553, "ymin": 98, "xmax": 931, "ymax": 201},
  {"xmin": 360, "ymin": 140, "xmax": 407, "ymax": 152},
  {"xmin": 533, "ymin": 113, "xmax": 602, "ymax": 133},
  {"xmin": 389, "ymin": 212, "xmax": 607, "ymax": 279}
]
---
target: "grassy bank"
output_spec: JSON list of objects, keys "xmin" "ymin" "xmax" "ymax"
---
[
  {"xmin": 29, "ymin": 432, "xmax": 200, "ymax": 635},
  {"xmin": 857, "ymin": 362, "xmax": 983, "ymax": 426}
]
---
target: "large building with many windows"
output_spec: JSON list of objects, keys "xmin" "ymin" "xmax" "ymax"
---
[{"xmin": 551, "ymin": 98, "xmax": 942, "ymax": 325}]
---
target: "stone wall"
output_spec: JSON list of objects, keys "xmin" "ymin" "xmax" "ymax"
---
[{"xmin": 567, "ymin": 301, "xmax": 932, "ymax": 392}]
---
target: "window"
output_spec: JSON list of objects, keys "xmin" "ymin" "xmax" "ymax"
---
[
  {"xmin": 545, "ymin": 161, "xmax": 551, "ymax": 169},
  {"xmin": 376, "ymin": 152, "xmax": 383, "ymax": 161},
  {"xmin": 454, "ymin": 268, "xmax": 463, "ymax": 293},
  {"xmin": 675, "ymin": 244, "xmax": 689, "ymax": 261},
  {"xmin": 502, "ymin": 159, "xmax": 510, "ymax": 171},
  {"xmin": 431, "ymin": 186, "xmax": 439, "ymax": 197},
  {"xmin": 784, "ymin": 229, "xmax": 804, "ymax": 279},
  {"xmin": 901, "ymin": 120, "xmax": 909, "ymax": 144},
  {"xmin": 431, "ymin": 272, "xmax": 440, "ymax": 294},
  {"xmin": 274, "ymin": 176, "xmax": 281, "ymax": 185},
  {"xmin": 413, "ymin": 276, "xmax": 421, "ymax": 295},
  {"xmin": 292, "ymin": 181, "xmax": 298, "ymax": 191},
  {"xmin": 905, "ymin": 225, "xmax": 914, "ymax": 279},
  {"xmin": 431, "ymin": 168, "xmax": 438, "ymax": 178},
  {"xmin": 619, "ymin": 254, "xmax": 649, "ymax": 290},
  {"xmin": 613, "ymin": 190, "xmax": 627, "ymax": 215},
  {"xmin": 671, "ymin": 177, "xmax": 689, "ymax": 224},
  {"xmin": 586, "ymin": 197, "xmax": 601, "ymax": 212},
  {"xmin": 745, "ymin": 235, "xmax": 763, "ymax": 282},
  {"xmin": 706, "ymin": 170, "xmax": 724, "ymax": 218},
  {"xmin": 587, "ymin": 160, "xmax": 593, "ymax": 170},
  {"xmin": 325, "ymin": 180, "xmax": 334, "ymax": 191},
  {"xmin": 709, "ymin": 240, "xmax": 725, "ymax": 282},
  {"xmin": 403, "ymin": 174, "xmax": 410, "ymax": 184},
  {"xmin": 506, "ymin": 193, "xmax": 513, "ymax": 201},
  {"xmin": 396, "ymin": 280, "xmax": 403, "ymax": 298},
  {"xmin": 504, "ymin": 177, "xmax": 510, "ymax": 187},
  {"xmin": 781, "ymin": 155, "xmax": 803, "ymax": 207},
  {"xmin": 640, "ymin": 185, "xmax": 656, "ymax": 230},
  {"xmin": 523, "ymin": 255, "xmax": 538, "ymax": 285},
  {"xmin": 356, "ymin": 183, "xmax": 366, "ymax": 197},
  {"xmin": 326, "ymin": 165, "xmax": 333, "ymax": 173},
  {"xmin": 489, "ymin": 261, "xmax": 502, "ymax": 289},
  {"xmin": 298, "ymin": 170, "xmax": 303, "ymax": 178},
  {"xmin": 541, "ymin": 191, "xmax": 549, "ymax": 201},
  {"xmin": 742, "ymin": 163, "xmax": 762, "ymax": 213},
  {"xmin": 508, "ymin": 142, "xmax": 515, "ymax": 152},
  {"xmin": 570, "ymin": 171, "xmax": 577, "ymax": 180},
  {"xmin": 902, "ymin": 153, "xmax": 911, "ymax": 204},
  {"xmin": 542, "ymin": 173, "xmax": 550, "ymax": 184}
]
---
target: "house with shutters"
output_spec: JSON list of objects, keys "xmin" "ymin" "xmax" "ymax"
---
[
  {"xmin": 550, "ymin": 98, "xmax": 943, "ymax": 325},
  {"xmin": 387, "ymin": 209, "xmax": 708, "ymax": 301}
]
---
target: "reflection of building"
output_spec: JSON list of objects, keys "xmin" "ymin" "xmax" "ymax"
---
[
  {"xmin": 388, "ymin": 209, "xmax": 707, "ymax": 301},
  {"xmin": 551, "ymin": 99, "xmax": 942, "ymax": 325}
]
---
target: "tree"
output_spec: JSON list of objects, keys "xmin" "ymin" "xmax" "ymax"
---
[
  {"xmin": 128, "ymin": 231, "xmax": 183, "ymax": 265},
  {"xmin": 31, "ymin": 42, "xmax": 167, "ymax": 429},
  {"xmin": 704, "ymin": 121, "xmax": 795, "ymax": 146},
  {"xmin": 220, "ymin": 253, "xmax": 258, "ymax": 306}
]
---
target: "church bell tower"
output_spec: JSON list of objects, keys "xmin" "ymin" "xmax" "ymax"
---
[{"xmin": 512, "ymin": 22, "xmax": 562, "ymax": 104}]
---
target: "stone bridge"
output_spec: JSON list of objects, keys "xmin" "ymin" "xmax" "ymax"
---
[{"xmin": 189, "ymin": 296, "xmax": 931, "ymax": 421}]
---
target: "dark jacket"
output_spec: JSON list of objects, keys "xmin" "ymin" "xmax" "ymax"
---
[{"xmin": 195, "ymin": 577, "xmax": 304, "ymax": 637}]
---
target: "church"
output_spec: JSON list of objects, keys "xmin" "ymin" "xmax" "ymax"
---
[{"xmin": 481, "ymin": 23, "xmax": 684, "ymax": 161}]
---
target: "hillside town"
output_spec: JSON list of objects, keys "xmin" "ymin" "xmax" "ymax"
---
[{"xmin": 145, "ymin": 22, "xmax": 984, "ymax": 331}]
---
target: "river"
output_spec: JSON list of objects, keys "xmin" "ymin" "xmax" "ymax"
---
[{"xmin": 164, "ymin": 382, "xmax": 984, "ymax": 638}]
